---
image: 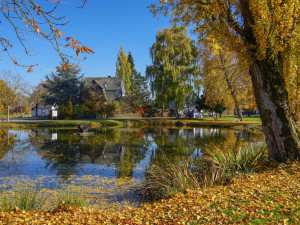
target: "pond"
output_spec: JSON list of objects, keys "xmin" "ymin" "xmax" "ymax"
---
[{"xmin": 0, "ymin": 127, "xmax": 264, "ymax": 210}]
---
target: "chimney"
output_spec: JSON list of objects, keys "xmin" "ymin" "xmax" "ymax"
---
[{"xmin": 108, "ymin": 75, "xmax": 111, "ymax": 78}]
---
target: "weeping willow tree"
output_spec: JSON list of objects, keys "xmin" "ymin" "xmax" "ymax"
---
[{"xmin": 146, "ymin": 26, "xmax": 199, "ymax": 117}]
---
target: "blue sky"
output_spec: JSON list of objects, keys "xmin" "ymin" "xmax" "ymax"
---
[{"xmin": 1, "ymin": 0, "xmax": 178, "ymax": 86}]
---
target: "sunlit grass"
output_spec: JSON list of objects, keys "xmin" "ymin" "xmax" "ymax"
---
[
  {"xmin": 197, "ymin": 115, "xmax": 260, "ymax": 120},
  {"xmin": 203, "ymin": 143, "xmax": 269, "ymax": 176},
  {"xmin": 0, "ymin": 119, "xmax": 125, "ymax": 129},
  {"xmin": 56, "ymin": 189, "xmax": 86, "ymax": 211},
  {"xmin": 1, "ymin": 187, "xmax": 46, "ymax": 211}
]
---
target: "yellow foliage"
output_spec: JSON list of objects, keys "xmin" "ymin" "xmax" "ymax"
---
[
  {"xmin": 201, "ymin": 48, "xmax": 256, "ymax": 113},
  {"xmin": 0, "ymin": 163, "xmax": 299, "ymax": 224}
]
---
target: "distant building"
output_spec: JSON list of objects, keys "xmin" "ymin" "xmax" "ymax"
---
[
  {"xmin": 31, "ymin": 103, "xmax": 58, "ymax": 117},
  {"xmin": 84, "ymin": 76, "xmax": 126, "ymax": 101}
]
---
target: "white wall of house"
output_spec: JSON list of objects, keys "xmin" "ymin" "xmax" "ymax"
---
[{"xmin": 31, "ymin": 108, "xmax": 51, "ymax": 117}]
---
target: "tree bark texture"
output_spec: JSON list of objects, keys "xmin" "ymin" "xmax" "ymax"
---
[{"xmin": 249, "ymin": 58, "xmax": 300, "ymax": 162}]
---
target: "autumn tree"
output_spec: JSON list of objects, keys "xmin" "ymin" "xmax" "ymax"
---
[
  {"xmin": 116, "ymin": 46, "xmax": 132, "ymax": 95},
  {"xmin": 43, "ymin": 64, "xmax": 84, "ymax": 105},
  {"xmin": 146, "ymin": 26, "xmax": 198, "ymax": 117},
  {"xmin": 151, "ymin": 0, "xmax": 300, "ymax": 162},
  {"xmin": 283, "ymin": 33, "xmax": 300, "ymax": 122},
  {"xmin": 201, "ymin": 48, "xmax": 255, "ymax": 121},
  {"xmin": 0, "ymin": 80, "xmax": 16, "ymax": 122},
  {"xmin": 0, "ymin": 71, "xmax": 26, "ymax": 121},
  {"xmin": 82, "ymin": 89, "xmax": 107, "ymax": 118},
  {"xmin": 0, "ymin": 0, "xmax": 93, "ymax": 71}
]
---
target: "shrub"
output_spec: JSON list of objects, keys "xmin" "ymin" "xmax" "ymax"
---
[{"xmin": 105, "ymin": 100, "xmax": 120, "ymax": 117}]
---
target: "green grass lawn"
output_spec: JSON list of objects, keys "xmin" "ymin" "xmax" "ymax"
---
[
  {"xmin": 195, "ymin": 115, "xmax": 262, "ymax": 122},
  {"xmin": 0, "ymin": 119, "xmax": 125, "ymax": 128}
]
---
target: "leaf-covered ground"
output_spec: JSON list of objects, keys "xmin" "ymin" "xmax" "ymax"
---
[{"xmin": 0, "ymin": 163, "xmax": 299, "ymax": 224}]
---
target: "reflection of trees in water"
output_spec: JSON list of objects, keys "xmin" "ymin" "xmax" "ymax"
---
[
  {"xmin": 149, "ymin": 129, "xmax": 197, "ymax": 166},
  {"xmin": 32, "ymin": 129, "xmax": 105, "ymax": 178},
  {"xmin": 28, "ymin": 128, "xmax": 264, "ymax": 179},
  {"xmin": 0, "ymin": 129, "xmax": 31, "ymax": 175},
  {"xmin": 148, "ymin": 128, "xmax": 264, "ymax": 166},
  {"xmin": 98, "ymin": 129, "xmax": 150, "ymax": 178},
  {"xmin": 0, "ymin": 129, "xmax": 16, "ymax": 159},
  {"xmin": 31, "ymin": 128, "xmax": 149, "ymax": 178}
]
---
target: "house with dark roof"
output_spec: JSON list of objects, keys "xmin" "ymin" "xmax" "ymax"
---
[{"xmin": 84, "ymin": 76, "xmax": 126, "ymax": 101}]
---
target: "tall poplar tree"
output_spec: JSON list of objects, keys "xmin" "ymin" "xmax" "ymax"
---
[
  {"xmin": 146, "ymin": 26, "xmax": 198, "ymax": 117},
  {"xmin": 152, "ymin": 0, "xmax": 300, "ymax": 162},
  {"xmin": 116, "ymin": 46, "xmax": 132, "ymax": 95}
]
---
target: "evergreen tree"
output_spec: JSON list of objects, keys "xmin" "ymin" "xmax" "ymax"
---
[
  {"xmin": 42, "ymin": 64, "xmax": 84, "ymax": 105},
  {"xmin": 133, "ymin": 72, "xmax": 151, "ymax": 103},
  {"xmin": 127, "ymin": 51, "xmax": 151, "ymax": 103},
  {"xmin": 127, "ymin": 51, "xmax": 137, "ymax": 93},
  {"xmin": 116, "ymin": 46, "xmax": 132, "ymax": 95}
]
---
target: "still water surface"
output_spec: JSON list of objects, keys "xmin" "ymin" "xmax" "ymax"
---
[{"xmin": 0, "ymin": 127, "xmax": 264, "ymax": 209}]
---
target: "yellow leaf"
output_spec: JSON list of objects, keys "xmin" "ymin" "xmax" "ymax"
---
[{"xmin": 55, "ymin": 29, "xmax": 62, "ymax": 38}]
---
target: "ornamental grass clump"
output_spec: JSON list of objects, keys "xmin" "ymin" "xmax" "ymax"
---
[
  {"xmin": 203, "ymin": 143, "xmax": 268, "ymax": 182},
  {"xmin": 1, "ymin": 187, "xmax": 46, "ymax": 211},
  {"xmin": 143, "ymin": 160, "xmax": 202, "ymax": 200},
  {"xmin": 56, "ymin": 189, "xmax": 86, "ymax": 211},
  {"xmin": 142, "ymin": 144, "xmax": 268, "ymax": 200}
]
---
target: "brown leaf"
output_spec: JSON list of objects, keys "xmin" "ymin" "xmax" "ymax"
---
[
  {"xmin": 55, "ymin": 29, "xmax": 62, "ymax": 38},
  {"xmin": 76, "ymin": 48, "xmax": 80, "ymax": 57}
]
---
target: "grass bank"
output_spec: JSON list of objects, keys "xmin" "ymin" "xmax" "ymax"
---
[
  {"xmin": 0, "ymin": 119, "xmax": 125, "ymax": 129},
  {"xmin": 127, "ymin": 116, "xmax": 263, "ymax": 133},
  {"xmin": 0, "ymin": 116, "xmax": 264, "ymax": 132},
  {"xmin": 0, "ymin": 163, "xmax": 299, "ymax": 224}
]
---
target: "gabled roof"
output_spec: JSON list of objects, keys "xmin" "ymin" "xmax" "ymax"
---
[
  {"xmin": 85, "ymin": 77, "xmax": 125, "ymax": 101},
  {"xmin": 31, "ymin": 102, "xmax": 52, "ymax": 110},
  {"xmin": 91, "ymin": 79, "xmax": 108, "ymax": 100},
  {"xmin": 85, "ymin": 77, "xmax": 124, "ymax": 91}
]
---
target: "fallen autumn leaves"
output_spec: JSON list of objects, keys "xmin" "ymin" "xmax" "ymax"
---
[{"xmin": 0, "ymin": 163, "xmax": 299, "ymax": 224}]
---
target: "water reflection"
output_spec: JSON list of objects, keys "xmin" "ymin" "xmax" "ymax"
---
[
  {"xmin": 0, "ymin": 127, "xmax": 264, "ymax": 180},
  {"xmin": 0, "ymin": 127, "xmax": 264, "ymax": 209},
  {"xmin": 0, "ymin": 129, "xmax": 16, "ymax": 159}
]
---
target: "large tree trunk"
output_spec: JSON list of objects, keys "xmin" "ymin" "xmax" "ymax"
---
[
  {"xmin": 233, "ymin": 99, "xmax": 243, "ymax": 121},
  {"xmin": 249, "ymin": 57, "xmax": 300, "ymax": 162}
]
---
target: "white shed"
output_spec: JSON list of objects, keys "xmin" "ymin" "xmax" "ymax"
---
[{"xmin": 31, "ymin": 103, "xmax": 57, "ymax": 117}]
